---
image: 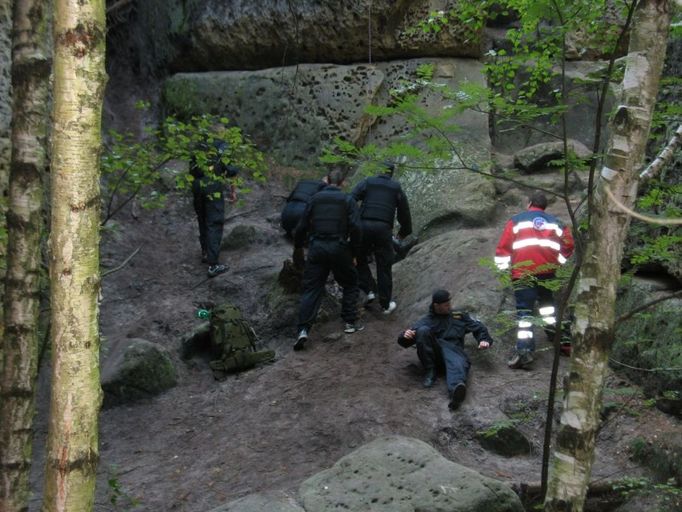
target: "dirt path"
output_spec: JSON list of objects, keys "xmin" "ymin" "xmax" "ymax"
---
[{"xmin": 27, "ymin": 177, "xmax": 677, "ymax": 512}]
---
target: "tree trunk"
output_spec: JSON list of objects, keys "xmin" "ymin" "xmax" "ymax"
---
[
  {"xmin": 544, "ymin": 1, "xmax": 672, "ymax": 511},
  {"xmin": 0, "ymin": 0, "xmax": 51, "ymax": 510},
  {"xmin": 42, "ymin": 0, "xmax": 106, "ymax": 510},
  {"xmin": 0, "ymin": 0, "xmax": 13, "ymax": 308}
]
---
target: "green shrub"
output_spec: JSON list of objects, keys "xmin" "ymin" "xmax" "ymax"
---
[{"xmin": 613, "ymin": 286, "xmax": 682, "ymax": 396}]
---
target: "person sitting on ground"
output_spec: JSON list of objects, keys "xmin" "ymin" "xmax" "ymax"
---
[
  {"xmin": 280, "ymin": 175, "xmax": 328, "ymax": 238},
  {"xmin": 494, "ymin": 191, "xmax": 574, "ymax": 369},
  {"xmin": 397, "ymin": 289, "xmax": 493, "ymax": 410},
  {"xmin": 351, "ymin": 161, "xmax": 412, "ymax": 315},
  {"xmin": 293, "ymin": 168, "xmax": 363, "ymax": 350}
]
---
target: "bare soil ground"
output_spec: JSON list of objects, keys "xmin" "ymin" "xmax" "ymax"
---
[{"xmin": 28, "ymin": 173, "xmax": 679, "ymax": 512}]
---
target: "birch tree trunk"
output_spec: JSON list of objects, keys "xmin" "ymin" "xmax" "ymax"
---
[
  {"xmin": 42, "ymin": 0, "xmax": 106, "ymax": 510},
  {"xmin": 544, "ymin": 1, "xmax": 672, "ymax": 510},
  {"xmin": 0, "ymin": 0, "xmax": 51, "ymax": 509},
  {"xmin": 0, "ymin": 0, "xmax": 13, "ymax": 307}
]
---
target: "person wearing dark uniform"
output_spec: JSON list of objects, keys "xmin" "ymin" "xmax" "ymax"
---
[
  {"xmin": 281, "ymin": 178, "xmax": 327, "ymax": 237},
  {"xmin": 190, "ymin": 139, "xmax": 239, "ymax": 278},
  {"xmin": 293, "ymin": 169, "xmax": 363, "ymax": 350},
  {"xmin": 351, "ymin": 162, "xmax": 412, "ymax": 315},
  {"xmin": 397, "ymin": 289, "xmax": 493, "ymax": 410}
]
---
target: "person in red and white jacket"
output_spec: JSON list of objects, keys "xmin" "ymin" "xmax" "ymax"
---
[{"xmin": 495, "ymin": 192, "xmax": 574, "ymax": 369}]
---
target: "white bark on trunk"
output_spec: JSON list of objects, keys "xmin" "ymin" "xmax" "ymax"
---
[
  {"xmin": 0, "ymin": 0, "xmax": 13, "ymax": 306},
  {"xmin": 0, "ymin": 1, "xmax": 50, "ymax": 510},
  {"xmin": 42, "ymin": 1, "xmax": 106, "ymax": 511}
]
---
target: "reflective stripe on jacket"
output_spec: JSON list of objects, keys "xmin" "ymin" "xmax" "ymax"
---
[{"xmin": 495, "ymin": 207, "xmax": 574, "ymax": 279}]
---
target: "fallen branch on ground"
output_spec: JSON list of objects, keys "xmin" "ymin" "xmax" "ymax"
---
[{"xmin": 102, "ymin": 247, "xmax": 141, "ymax": 279}]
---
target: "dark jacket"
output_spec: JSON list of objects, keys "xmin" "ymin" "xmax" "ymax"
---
[
  {"xmin": 286, "ymin": 179, "xmax": 327, "ymax": 204},
  {"xmin": 398, "ymin": 307, "xmax": 493, "ymax": 348},
  {"xmin": 352, "ymin": 174, "xmax": 412, "ymax": 238},
  {"xmin": 190, "ymin": 140, "xmax": 240, "ymax": 180},
  {"xmin": 294, "ymin": 185, "xmax": 362, "ymax": 253}
]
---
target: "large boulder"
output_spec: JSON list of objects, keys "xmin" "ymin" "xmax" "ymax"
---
[
  {"xmin": 513, "ymin": 139, "xmax": 592, "ymax": 173},
  {"xmin": 101, "ymin": 338, "xmax": 178, "ymax": 408},
  {"xmin": 208, "ymin": 492, "xmax": 304, "ymax": 512},
  {"xmin": 130, "ymin": 0, "xmax": 482, "ymax": 74},
  {"xmin": 393, "ymin": 226, "xmax": 502, "ymax": 322},
  {"xmin": 299, "ymin": 435, "xmax": 524, "ymax": 512},
  {"xmin": 399, "ymin": 167, "xmax": 496, "ymax": 238},
  {"xmin": 163, "ymin": 58, "xmax": 491, "ymax": 170}
]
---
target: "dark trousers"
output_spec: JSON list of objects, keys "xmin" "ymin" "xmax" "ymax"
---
[
  {"xmin": 513, "ymin": 274, "xmax": 558, "ymax": 353},
  {"xmin": 356, "ymin": 220, "xmax": 394, "ymax": 308},
  {"xmin": 192, "ymin": 178, "xmax": 225, "ymax": 265},
  {"xmin": 297, "ymin": 240, "xmax": 359, "ymax": 331},
  {"xmin": 415, "ymin": 326, "xmax": 470, "ymax": 392},
  {"xmin": 281, "ymin": 201, "xmax": 306, "ymax": 236}
]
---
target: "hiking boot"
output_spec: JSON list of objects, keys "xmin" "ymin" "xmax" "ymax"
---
[
  {"xmin": 344, "ymin": 323, "xmax": 365, "ymax": 334},
  {"xmin": 422, "ymin": 368, "xmax": 436, "ymax": 388},
  {"xmin": 382, "ymin": 301, "xmax": 397, "ymax": 315},
  {"xmin": 207, "ymin": 264, "xmax": 228, "ymax": 278},
  {"xmin": 448, "ymin": 383, "xmax": 467, "ymax": 410},
  {"xmin": 364, "ymin": 291, "xmax": 376, "ymax": 307},
  {"xmin": 507, "ymin": 351, "xmax": 534, "ymax": 369},
  {"xmin": 293, "ymin": 329, "xmax": 308, "ymax": 351}
]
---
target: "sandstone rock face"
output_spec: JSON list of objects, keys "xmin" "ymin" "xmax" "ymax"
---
[
  {"xmin": 208, "ymin": 492, "xmax": 304, "ymax": 512},
  {"xmin": 133, "ymin": 0, "xmax": 482, "ymax": 74},
  {"xmin": 164, "ymin": 58, "xmax": 493, "ymax": 235},
  {"xmin": 492, "ymin": 61, "xmax": 616, "ymax": 154},
  {"xmin": 163, "ymin": 58, "xmax": 491, "ymax": 170},
  {"xmin": 400, "ymin": 167, "xmax": 496, "ymax": 238},
  {"xmin": 299, "ymin": 435, "xmax": 524, "ymax": 512}
]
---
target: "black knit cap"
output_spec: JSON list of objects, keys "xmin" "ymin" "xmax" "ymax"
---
[
  {"xmin": 432, "ymin": 289, "xmax": 451, "ymax": 304},
  {"xmin": 382, "ymin": 161, "xmax": 396, "ymax": 176}
]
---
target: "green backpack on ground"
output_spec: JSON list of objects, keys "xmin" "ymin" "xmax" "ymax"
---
[{"xmin": 208, "ymin": 303, "xmax": 275, "ymax": 377}]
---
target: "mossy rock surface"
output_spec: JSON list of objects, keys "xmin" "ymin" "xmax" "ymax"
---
[
  {"xmin": 101, "ymin": 338, "xmax": 178, "ymax": 408},
  {"xmin": 475, "ymin": 422, "xmax": 532, "ymax": 457},
  {"xmin": 630, "ymin": 433, "xmax": 682, "ymax": 485}
]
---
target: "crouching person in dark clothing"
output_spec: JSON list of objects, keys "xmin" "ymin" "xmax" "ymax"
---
[
  {"xmin": 281, "ymin": 177, "xmax": 328, "ymax": 237},
  {"xmin": 293, "ymin": 169, "xmax": 364, "ymax": 351},
  {"xmin": 397, "ymin": 289, "xmax": 493, "ymax": 410}
]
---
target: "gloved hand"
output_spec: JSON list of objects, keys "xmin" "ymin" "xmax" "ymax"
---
[{"xmin": 293, "ymin": 247, "xmax": 305, "ymax": 269}]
